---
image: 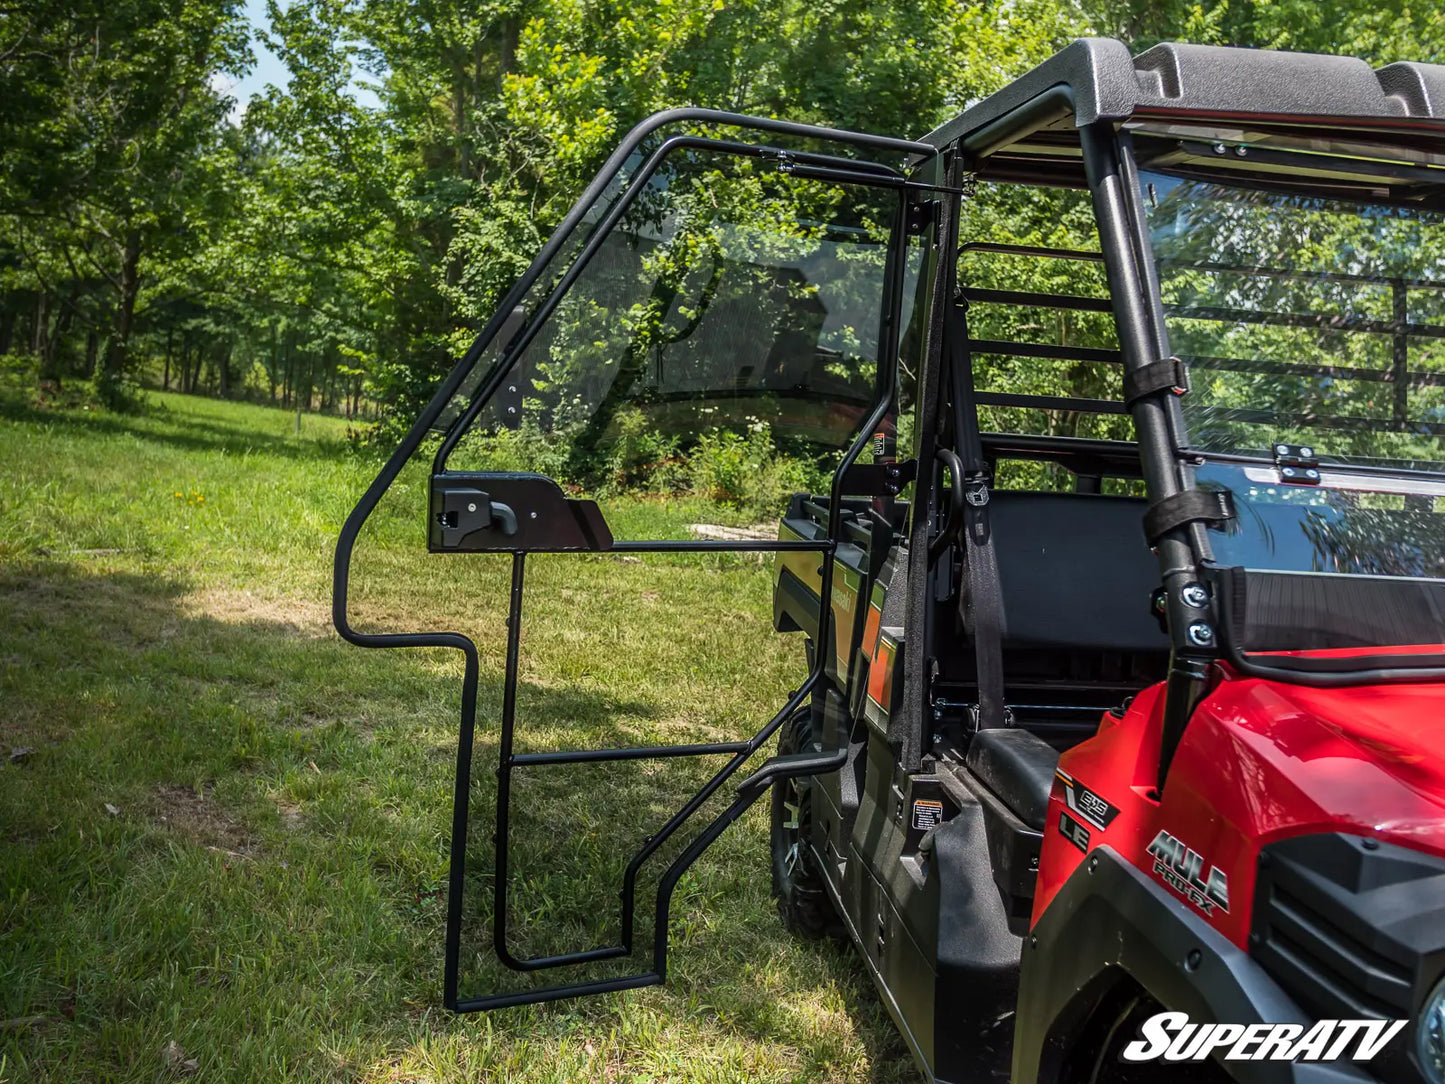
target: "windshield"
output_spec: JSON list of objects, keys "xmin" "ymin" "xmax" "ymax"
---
[
  {"xmin": 1141, "ymin": 169, "xmax": 1445, "ymax": 472},
  {"xmin": 1197, "ymin": 461, "xmax": 1445, "ymax": 579}
]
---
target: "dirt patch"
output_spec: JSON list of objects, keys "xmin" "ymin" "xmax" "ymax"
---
[
  {"xmin": 275, "ymin": 799, "xmax": 303, "ymax": 831},
  {"xmin": 151, "ymin": 783, "xmax": 254, "ymax": 856},
  {"xmin": 686, "ymin": 523, "xmax": 776, "ymax": 541},
  {"xmin": 182, "ymin": 586, "xmax": 330, "ymax": 635}
]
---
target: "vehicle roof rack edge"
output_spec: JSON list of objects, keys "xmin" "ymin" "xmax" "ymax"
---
[{"xmin": 923, "ymin": 37, "xmax": 1445, "ymax": 153}]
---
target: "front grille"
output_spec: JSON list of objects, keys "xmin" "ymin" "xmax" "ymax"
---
[
  {"xmin": 1254, "ymin": 880, "xmax": 1414, "ymax": 1018},
  {"xmin": 1250, "ymin": 832, "xmax": 1445, "ymax": 1026}
]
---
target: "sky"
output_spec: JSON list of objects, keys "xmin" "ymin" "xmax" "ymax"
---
[{"xmin": 211, "ymin": 0, "xmax": 381, "ymax": 121}]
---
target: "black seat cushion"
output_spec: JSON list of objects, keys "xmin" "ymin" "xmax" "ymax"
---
[
  {"xmin": 965, "ymin": 727, "xmax": 1060, "ymax": 831},
  {"xmin": 982, "ymin": 491, "xmax": 1167, "ymax": 657}
]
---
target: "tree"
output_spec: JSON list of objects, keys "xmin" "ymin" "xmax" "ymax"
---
[{"xmin": 0, "ymin": 0, "xmax": 250, "ymax": 405}]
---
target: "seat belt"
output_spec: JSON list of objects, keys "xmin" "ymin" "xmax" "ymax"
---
[{"xmin": 948, "ymin": 299, "xmax": 1008, "ymax": 730}]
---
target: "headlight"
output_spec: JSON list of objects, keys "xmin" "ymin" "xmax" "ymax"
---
[{"xmin": 1421, "ymin": 975, "xmax": 1445, "ymax": 1084}]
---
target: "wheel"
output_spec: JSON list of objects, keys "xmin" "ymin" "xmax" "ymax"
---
[{"xmin": 770, "ymin": 704, "xmax": 844, "ymax": 939}]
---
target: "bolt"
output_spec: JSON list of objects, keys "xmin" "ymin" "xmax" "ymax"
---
[
  {"xmin": 1181, "ymin": 583, "xmax": 1209, "ymax": 608},
  {"xmin": 508, "ymin": 385, "xmax": 517, "ymax": 393},
  {"xmin": 1234, "ymin": 145, "xmax": 1249, "ymax": 157},
  {"xmin": 1187, "ymin": 622, "xmax": 1215, "ymax": 647},
  {"xmin": 467, "ymin": 503, "xmax": 477, "ymax": 513},
  {"xmin": 1186, "ymin": 948, "xmax": 1202, "ymax": 971},
  {"xmin": 1281, "ymin": 466, "xmax": 1296, "ymax": 477},
  {"xmin": 1212, "ymin": 142, "xmax": 1227, "ymax": 155},
  {"xmin": 1362, "ymin": 837, "xmax": 1379, "ymax": 850},
  {"xmin": 1300, "ymin": 446, "xmax": 1314, "ymax": 459},
  {"xmin": 1276, "ymin": 444, "xmax": 1290, "ymax": 456},
  {"xmin": 1088, "ymin": 855, "xmax": 1099, "ymax": 873},
  {"xmin": 529, "ymin": 511, "xmax": 538, "ymax": 520},
  {"xmin": 1030, "ymin": 935, "xmax": 1038, "ymax": 948},
  {"xmin": 507, "ymin": 406, "xmax": 517, "ymax": 415},
  {"xmin": 1305, "ymin": 469, "xmax": 1319, "ymax": 480}
]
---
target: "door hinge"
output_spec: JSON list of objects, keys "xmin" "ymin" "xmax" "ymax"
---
[{"xmin": 905, "ymin": 198, "xmax": 939, "ymax": 237}]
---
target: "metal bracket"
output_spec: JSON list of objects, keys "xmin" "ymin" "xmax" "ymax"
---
[
  {"xmin": 841, "ymin": 458, "xmax": 918, "ymax": 496},
  {"xmin": 1273, "ymin": 442, "xmax": 1321, "ymax": 485},
  {"xmin": 905, "ymin": 198, "xmax": 939, "ymax": 237}
]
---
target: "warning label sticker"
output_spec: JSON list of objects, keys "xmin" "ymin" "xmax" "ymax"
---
[{"xmin": 911, "ymin": 799, "xmax": 944, "ymax": 831}]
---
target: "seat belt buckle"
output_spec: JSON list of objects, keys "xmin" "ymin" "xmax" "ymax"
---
[{"xmin": 964, "ymin": 469, "xmax": 991, "ymax": 508}]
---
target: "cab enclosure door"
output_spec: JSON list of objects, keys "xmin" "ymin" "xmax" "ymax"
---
[{"xmin": 333, "ymin": 109, "xmax": 931, "ymax": 1010}]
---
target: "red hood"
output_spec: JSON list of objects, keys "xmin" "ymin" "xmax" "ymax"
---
[{"xmin": 1186, "ymin": 672, "xmax": 1445, "ymax": 852}]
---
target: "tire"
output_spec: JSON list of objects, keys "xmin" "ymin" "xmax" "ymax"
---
[{"xmin": 770, "ymin": 704, "xmax": 845, "ymax": 940}]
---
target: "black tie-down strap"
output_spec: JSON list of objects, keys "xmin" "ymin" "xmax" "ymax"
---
[
  {"xmin": 1143, "ymin": 489, "xmax": 1234, "ymax": 547},
  {"xmin": 1124, "ymin": 356, "xmax": 1189, "ymax": 407}
]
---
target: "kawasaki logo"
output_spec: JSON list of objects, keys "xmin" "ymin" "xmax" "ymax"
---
[
  {"xmin": 1122, "ymin": 1012, "xmax": 1407, "ymax": 1064},
  {"xmin": 1146, "ymin": 829, "xmax": 1230, "ymax": 915}
]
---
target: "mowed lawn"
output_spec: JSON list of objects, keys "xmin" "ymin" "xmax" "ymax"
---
[{"xmin": 0, "ymin": 391, "xmax": 915, "ymax": 1083}]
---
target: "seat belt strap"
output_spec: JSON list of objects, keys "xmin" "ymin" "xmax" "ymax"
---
[{"xmin": 949, "ymin": 301, "xmax": 1007, "ymax": 730}]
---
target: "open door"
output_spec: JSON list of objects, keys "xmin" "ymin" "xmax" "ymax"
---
[{"xmin": 333, "ymin": 109, "xmax": 933, "ymax": 1010}]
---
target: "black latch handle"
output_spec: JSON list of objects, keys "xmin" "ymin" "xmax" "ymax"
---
[
  {"xmin": 437, "ymin": 487, "xmax": 519, "ymax": 547},
  {"xmin": 489, "ymin": 502, "xmax": 518, "ymax": 536}
]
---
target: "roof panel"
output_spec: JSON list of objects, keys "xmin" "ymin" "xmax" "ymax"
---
[{"xmin": 923, "ymin": 38, "xmax": 1445, "ymax": 154}]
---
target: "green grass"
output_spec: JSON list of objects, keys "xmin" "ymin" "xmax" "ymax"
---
[{"xmin": 0, "ymin": 391, "xmax": 915, "ymax": 1083}]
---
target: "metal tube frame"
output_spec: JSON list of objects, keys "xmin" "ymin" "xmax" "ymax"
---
[
  {"xmin": 333, "ymin": 108, "xmax": 926, "ymax": 1012},
  {"xmin": 1077, "ymin": 123, "xmax": 1216, "ymax": 791}
]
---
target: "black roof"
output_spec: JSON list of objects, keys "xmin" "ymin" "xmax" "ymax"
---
[{"xmin": 924, "ymin": 37, "xmax": 1445, "ymax": 154}]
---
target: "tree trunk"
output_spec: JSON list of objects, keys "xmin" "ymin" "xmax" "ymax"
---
[
  {"xmin": 34, "ymin": 291, "xmax": 59, "ymax": 386},
  {"xmin": 31, "ymin": 292, "xmax": 46, "ymax": 355},
  {"xmin": 162, "ymin": 327, "xmax": 173, "ymax": 390},
  {"xmin": 218, "ymin": 341, "xmax": 231, "ymax": 398},
  {"xmin": 98, "ymin": 228, "xmax": 142, "ymax": 407},
  {"xmin": 282, "ymin": 335, "xmax": 292, "ymax": 407},
  {"xmin": 0, "ymin": 303, "xmax": 15, "ymax": 357}
]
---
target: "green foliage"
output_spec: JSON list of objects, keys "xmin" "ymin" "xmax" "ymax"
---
[
  {"xmin": 5, "ymin": 0, "xmax": 1443, "ymax": 461},
  {"xmin": 450, "ymin": 416, "xmax": 575, "ymax": 478},
  {"xmin": 601, "ymin": 406, "xmax": 686, "ymax": 495},
  {"xmin": 690, "ymin": 422, "xmax": 824, "ymax": 516}
]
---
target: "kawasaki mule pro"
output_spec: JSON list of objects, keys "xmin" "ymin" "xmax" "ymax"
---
[{"xmin": 334, "ymin": 38, "xmax": 1445, "ymax": 1083}]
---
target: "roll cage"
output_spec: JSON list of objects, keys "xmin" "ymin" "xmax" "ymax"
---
[{"xmin": 913, "ymin": 38, "xmax": 1445, "ymax": 789}]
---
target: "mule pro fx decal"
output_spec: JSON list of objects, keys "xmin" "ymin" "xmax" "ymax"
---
[{"xmin": 1146, "ymin": 829, "xmax": 1230, "ymax": 915}]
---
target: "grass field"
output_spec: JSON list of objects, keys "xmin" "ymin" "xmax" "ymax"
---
[{"xmin": 0, "ymin": 390, "xmax": 915, "ymax": 1083}]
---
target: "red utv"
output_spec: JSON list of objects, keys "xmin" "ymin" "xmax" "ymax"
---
[{"xmin": 336, "ymin": 37, "xmax": 1445, "ymax": 1083}]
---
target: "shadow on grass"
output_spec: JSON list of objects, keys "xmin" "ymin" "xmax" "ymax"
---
[
  {"xmin": 0, "ymin": 559, "xmax": 915, "ymax": 1081},
  {"xmin": 0, "ymin": 391, "xmax": 351, "ymax": 462}
]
